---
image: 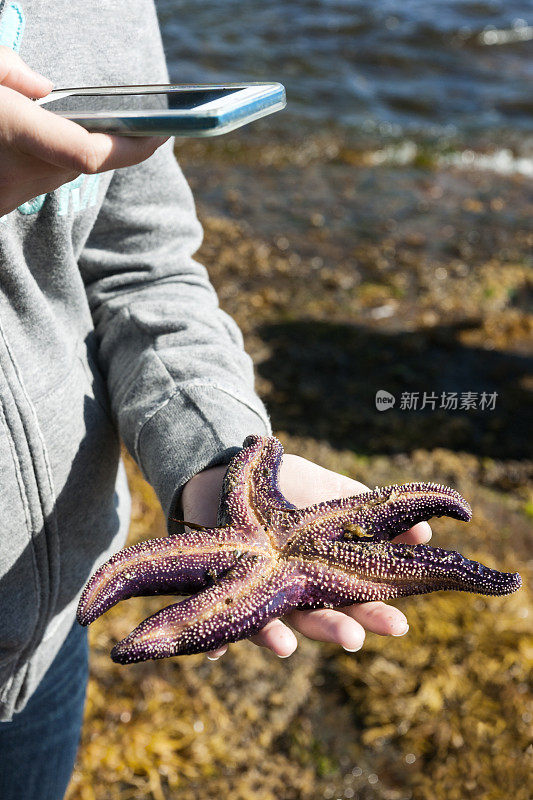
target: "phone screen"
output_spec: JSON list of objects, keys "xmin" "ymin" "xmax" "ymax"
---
[{"xmin": 43, "ymin": 88, "xmax": 245, "ymax": 114}]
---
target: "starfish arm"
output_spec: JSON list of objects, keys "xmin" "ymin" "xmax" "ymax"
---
[
  {"xmin": 216, "ymin": 435, "xmax": 296, "ymax": 533},
  {"xmin": 293, "ymin": 541, "xmax": 521, "ymax": 606},
  {"xmin": 76, "ymin": 527, "xmax": 253, "ymax": 626},
  {"xmin": 283, "ymin": 482, "xmax": 472, "ymax": 550},
  {"xmin": 110, "ymin": 555, "xmax": 305, "ymax": 663}
]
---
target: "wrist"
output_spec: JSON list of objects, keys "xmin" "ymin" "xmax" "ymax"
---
[{"xmin": 180, "ymin": 465, "xmax": 227, "ymax": 528}]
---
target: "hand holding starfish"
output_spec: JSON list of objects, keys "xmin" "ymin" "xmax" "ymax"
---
[
  {"xmin": 77, "ymin": 436, "xmax": 521, "ymax": 664},
  {"xmin": 182, "ymin": 452, "xmax": 428, "ymax": 659}
]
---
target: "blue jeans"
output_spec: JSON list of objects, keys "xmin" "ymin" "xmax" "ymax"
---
[{"xmin": 0, "ymin": 622, "xmax": 89, "ymax": 800}]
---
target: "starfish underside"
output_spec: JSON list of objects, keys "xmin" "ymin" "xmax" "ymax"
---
[{"xmin": 77, "ymin": 435, "xmax": 522, "ymax": 663}]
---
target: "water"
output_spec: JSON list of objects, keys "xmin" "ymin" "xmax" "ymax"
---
[{"xmin": 157, "ymin": 0, "xmax": 532, "ymax": 148}]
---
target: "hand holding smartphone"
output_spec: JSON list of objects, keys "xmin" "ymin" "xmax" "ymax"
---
[{"xmin": 36, "ymin": 83, "xmax": 286, "ymax": 137}]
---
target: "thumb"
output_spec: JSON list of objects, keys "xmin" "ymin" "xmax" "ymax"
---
[{"xmin": 0, "ymin": 45, "xmax": 53, "ymax": 97}]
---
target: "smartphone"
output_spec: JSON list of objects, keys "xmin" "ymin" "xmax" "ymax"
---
[{"xmin": 35, "ymin": 83, "xmax": 286, "ymax": 137}]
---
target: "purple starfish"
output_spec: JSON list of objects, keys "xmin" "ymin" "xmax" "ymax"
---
[{"xmin": 77, "ymin": 435, "xmax": 521, "ymax": 664}]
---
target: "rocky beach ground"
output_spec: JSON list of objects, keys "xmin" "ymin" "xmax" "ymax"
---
[{"xmin": 66, "ymin": 133, "xmax": 532, "ymax": 800}]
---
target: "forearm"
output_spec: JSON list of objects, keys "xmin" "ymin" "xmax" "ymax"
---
[{"xmin": 79, "ymin": 141, "xmax": 270, "ymax": 515}]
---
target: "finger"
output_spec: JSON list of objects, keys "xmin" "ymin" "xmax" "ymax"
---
[
  {"xmin": 341, "ymin": 601, "xmax": 409, "ymax": 637},
  {"xmin": 286, "ymin": 608, "xmax": 365, "ymax": 651},
  {"xmin": 206, "ymin": 645, "xmax": 228, "ymax": 661},
  {"xmin": 3, "ymin": 144, "xmax": 83, "ymax": 182},
  {"xmin": 0, "ymin": 46, "xmax": 53, "ymax": 97},
  {"xmin": 392, "ymin": 520, "xmax": 432, "ymax": 545},
  {"xmin": 3, "ymin": 87, "xmax": 167, "ymax": 173},
  {"xmin": 249, "ymin": 618, "xmax": 298, "ymax": 657}
]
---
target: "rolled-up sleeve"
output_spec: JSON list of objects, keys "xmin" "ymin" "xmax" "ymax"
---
[{"xmin": 78, "ymin": 140, "xmax": 271, "ymax": 517}]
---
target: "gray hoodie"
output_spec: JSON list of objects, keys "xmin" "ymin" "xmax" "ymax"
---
[{"xmin": 0, "ymin": 0, "xmax": 270, "ymax": 721}]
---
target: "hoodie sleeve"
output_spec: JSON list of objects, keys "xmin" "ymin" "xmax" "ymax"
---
[{"xmin": 77, "ymin": 139, "xmax": 271, "ymax": 519}]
